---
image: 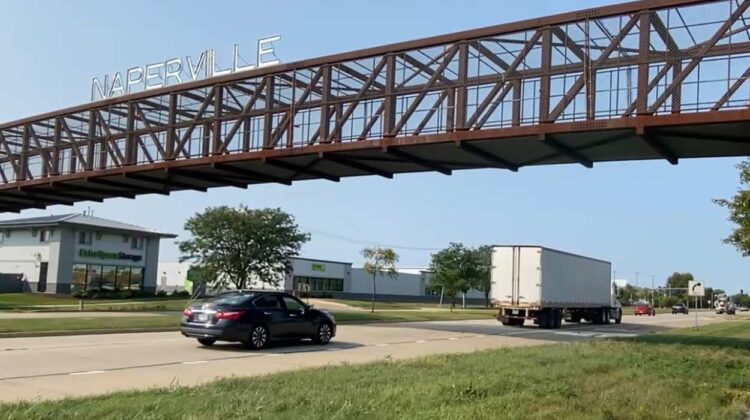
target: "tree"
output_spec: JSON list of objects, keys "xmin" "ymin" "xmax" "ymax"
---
[
  {"xmin": 470, "ymin": 245, "xmax": 493, "ymax": 308},
  {"xmin": 733, "ymin": 293, "xmax": 750, "ymax": 307},
  {"xmin": 715, "ymin": 160, "xmax": 750, "ymax": 256},
  {"xmin": 179, "ymin": 206, "xmax": 309, "ymax": 290},
  {"xmin": 361, "ymin": 247, "xmax": 399, "ymax": 313},
  {"xmin": 428, "ymin": 243, "xmax": 474, "ymax": 312}
]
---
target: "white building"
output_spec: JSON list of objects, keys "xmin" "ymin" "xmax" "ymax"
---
[
  {"xmin": 157, "ymin": 256, "xmax": 485, "ymax": 301},
  {"xmin": 0, "ymin": 214, "xmax": 175, "ymax": 294}
]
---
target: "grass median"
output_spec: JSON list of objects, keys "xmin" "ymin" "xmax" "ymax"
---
[
  {"xmin": 2, "ymin": 321, "xmax": 749, "ymax": 419},
  {"xmin": 0, "ymin": 310, "xmax": 494, "ymax": 336}
]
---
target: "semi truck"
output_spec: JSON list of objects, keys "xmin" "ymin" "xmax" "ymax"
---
[{"xmin": 491, "ymin": 246, "xmax": 622, "ymax": 329}]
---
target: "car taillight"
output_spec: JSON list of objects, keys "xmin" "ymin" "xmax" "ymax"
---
[
  {"xmin": 183, "ymin": 308, "xmax": 192, "ymax": 317},
  {"xmin": 215, "ymin": 311, "xmax": 244, "ymax": 321}
]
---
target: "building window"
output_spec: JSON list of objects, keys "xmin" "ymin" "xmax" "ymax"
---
[
  {"xmin": 101, "ymin": 266, "xmax": 117, "ymax": 291},
  {"xmin": 86, "ymin": 265, "xmax": 102, "ymax": 291},
  {"xmin": 39, "ymin": 229, "xmax": 50, "ymax": 243},
  {"xmin": 131, "ymin": 236, "xmax": 144, "ymax": 250},
  {"xmin": 78, "ymin": 231, "xmax": 92, "ymax": 245},
  {"xmin": 70, "ymin": 265, "xmax": 144, "ymax": 291},
  {"xmin": 129, "ymin": 268, "xmax": 144, "ymax": 290},
  {"xmin": 293, "ymin": 276, "xmax": 344, "ymax": 293},
  {"xmin": 117, "ymin": 267, "xmax": 132, "ymax": 290},
  {"xmin": 0, "ymin": 231, "xmax": 4, "ymax": 244},
  {"xmin": 72, "ymin": 264, "xmax": 87, "ymax": 292}
]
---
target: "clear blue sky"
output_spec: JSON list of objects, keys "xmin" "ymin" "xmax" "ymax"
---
[{"xmin": 1, "ymin": 0, "xmax": 748, "ymax": 293}]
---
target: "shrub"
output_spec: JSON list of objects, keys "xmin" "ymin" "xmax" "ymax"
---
[
  {"xmin": 72, "ymin": 290, "xmax": 90, "ymax": 299},
  {"xmin": 155, "ymin": 290, "xmax": 168, "ymax": 297},
  {"xmin": 170, "ymin": 290, "xmax": 191, "ymax": 298}
]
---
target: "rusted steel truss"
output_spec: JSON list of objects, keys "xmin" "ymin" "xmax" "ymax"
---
[{"xmin": 3, "ymin": 0, "xmax": 750, "ymax": 212}]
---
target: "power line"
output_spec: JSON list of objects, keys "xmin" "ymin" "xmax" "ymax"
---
[{"xmin": 301, "ymin": 226, "xmax": 442, "ymax": 252}]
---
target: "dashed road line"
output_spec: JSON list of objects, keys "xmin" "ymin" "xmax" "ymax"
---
[{"xmin": 70, "ymin": 370, "xmax": 105, "ymax": 376}]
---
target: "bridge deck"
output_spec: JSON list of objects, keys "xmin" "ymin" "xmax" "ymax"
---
[{"xmin": 2, "ymin": 0, "xmax": 750, "ymax": 212}]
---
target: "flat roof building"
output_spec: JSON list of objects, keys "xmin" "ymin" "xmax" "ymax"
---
[
  {"xmin": 158, "ymin": 256, "xmax": 485, "ymax": 301},
  {"xmin": 0, "ymin": 214, "xmax": 176, "ymax": 294}
]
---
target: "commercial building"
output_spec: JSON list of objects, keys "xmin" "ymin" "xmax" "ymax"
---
[
  {"xmin": 0, "ymin": 214, "xmax": 176, "ymax": 294},
  {"xmin": 158, "ymin": 256, "xmax": 485, "ymax": 301}
]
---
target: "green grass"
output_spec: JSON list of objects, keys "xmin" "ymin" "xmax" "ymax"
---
[
  {"xmin": 3, "ymin": 321, "xmax": 750, "ymax": 419},
  {"xmin": 333, "ymin": 298, "xmax": 490, "ymax": 310},
  {"xmin": 0, "ymin": 293, "xmax": 190, "ymax": 312},
  {"xmin": 333, "ymin": 309, "xmax": 494, "ymax": 323},
  {"xmin": 0, "ymin": 314, "xmax": 181, "ymax": 334},
  {"xmin": 0, "ymin": 310, "xmax": 493, "ymax": 335}
]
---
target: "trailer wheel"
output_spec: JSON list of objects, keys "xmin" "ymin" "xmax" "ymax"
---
[
  {"xmin": 553, "ymin": 309, "xmax": 562, "ymax": 329},
  {"xmin": 614, "ymin": 309, "xmax": 622, "ymax": 324}
]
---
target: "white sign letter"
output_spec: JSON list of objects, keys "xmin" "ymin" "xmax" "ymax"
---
[
  {"xmin": 91, "ymin": 76, "xmax": 109, "ymax": 101},
  {"xmin": 145, "ymin": 62, "xmax": 165, "ymax": 90},
  {"xmin": 187, "ymin": 51, "xmax": 207, "ymax": 81},
  {"xmin": 257, "ymin": 35, "xmax": 281, "ymax": 68},
  {"xmin": 165, "ymin": 58, "xmax": 183, "ymax": 85},
  {"xmin": 108, "ymin": 72, "xmax": 125, "ymax": 97},
  {"xmin": 126, "ymin": 67, "xmax": 144, "ymax": 93},
  {"xmin": 233, "ymin": 44, "xmax": 254, "ymax": 73}
]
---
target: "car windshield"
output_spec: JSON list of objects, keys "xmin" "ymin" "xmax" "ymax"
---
[{"xmin": 205, "ymin": 293, "xmax": 255, "ymax": 306}]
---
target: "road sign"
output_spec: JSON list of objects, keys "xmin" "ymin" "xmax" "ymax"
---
[{"xmin": 688, "ymin": 281, "xmax": 704, "ymax": 297}]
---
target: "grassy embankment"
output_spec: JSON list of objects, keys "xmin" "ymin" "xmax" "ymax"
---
[{"xmin": 2, "ymin": 321, "xmax": 749, "ymax": 419}]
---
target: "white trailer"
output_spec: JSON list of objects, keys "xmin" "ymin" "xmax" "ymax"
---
[{"xmin": 491, "ymin": 246, "xmax": 622, "ymax": 329}]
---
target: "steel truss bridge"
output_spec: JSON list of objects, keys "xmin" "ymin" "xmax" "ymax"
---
[{"xmin": 3, "ymin": 0, "xmax": 750, "ymax": 212}]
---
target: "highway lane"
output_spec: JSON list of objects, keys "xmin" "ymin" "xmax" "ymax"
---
[{"xmin": 0, "ymin": 312, "xmax": 724, "ymax": 403}]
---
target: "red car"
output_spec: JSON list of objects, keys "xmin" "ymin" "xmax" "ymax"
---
[{"xmin": 633, "ymin": 304, "xmax": 656, "ymax": 316}]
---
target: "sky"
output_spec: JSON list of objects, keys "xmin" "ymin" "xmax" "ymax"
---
[{"xmin": 0, "ymin": 0, "xmax": 748, "ymax": 293}]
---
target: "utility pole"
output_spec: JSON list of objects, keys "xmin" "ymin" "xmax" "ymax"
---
[{"xmin": 651, "ymin": 275, "xmax": 655, "ymax": 305}]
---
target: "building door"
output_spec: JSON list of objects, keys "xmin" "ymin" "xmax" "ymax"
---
[{"xmin": 37, "ymin": 262, "xmax": 48, "ymax": 293}]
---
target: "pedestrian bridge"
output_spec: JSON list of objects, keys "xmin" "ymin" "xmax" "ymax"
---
[{"xmin": 2, "ymin": 0, "xmax": 750, "ymax": 212}]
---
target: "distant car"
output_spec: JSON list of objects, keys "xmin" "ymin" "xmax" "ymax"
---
[
  {"xmin": 181, "ymin": 290, "xmax": 336, "ymax": 349},
  {"xmin": 671, "ymin": 303, "xmax": 689, "ymax": 315},
  {"xmin": 633, "ymin": 304, "xmax": 656, "ymax": 316},
  {"xmin": 740, "ymin": 306, "xmax": 749, "ymax": 312}
]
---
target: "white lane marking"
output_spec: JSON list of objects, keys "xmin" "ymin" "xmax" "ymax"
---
[
  {"xmin": 181, "ymin": 360, "xmax": 207, "ymax": 365},
  {"xmin": 448, "ymin": 337, "xmax": 459, "ymax": 341},
  {"xmin": 265, "ymin": 353, "xmax": 284, "ymax": 357},
  {"xmin": 70, "ymin": 370, "xmax": 105, "ymax": 376},
  {"xmin": 375, "ymin": 343, "xmax": 388, "ymax": 347},
  {"xmin": 415, "ymin": 340, "xmax": 426, "ymax": 344},
  {"xmin": 555, "ymin": 331, "xmax": 598, "ymax": 337}
]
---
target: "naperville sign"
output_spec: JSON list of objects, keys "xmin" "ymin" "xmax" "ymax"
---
[
  {"xmin": 90, "ymin": 35, "xmax": 281, "ymax": 101},
  {"xmin": 79, "ymin": 249, "xmax": 143, "ymax": 263}
]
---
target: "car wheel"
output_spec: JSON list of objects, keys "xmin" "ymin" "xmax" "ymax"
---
[
  {"xmin": 248, "ymin": 324, "xmax": 269, "ymax": 349},
  {"xmin": 197, "ymin": 338, "xmax": 215, "ymax": 346},
  {"xmin": 313, "ymin": 322, "xmax": 333, "ymax": 345}
]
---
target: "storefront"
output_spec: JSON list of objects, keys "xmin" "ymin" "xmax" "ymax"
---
[{"xmin": 0, "ymin": 214, "xmax": 175, "ymax": 294}]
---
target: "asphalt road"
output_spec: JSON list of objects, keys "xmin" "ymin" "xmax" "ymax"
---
[{"xmin": 0, "ymin": 312, "xmax": 724, "ymax": 403}]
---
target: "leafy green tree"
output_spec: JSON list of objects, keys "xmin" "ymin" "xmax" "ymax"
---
[
  {"xmin": 665, "ymin": 272, "xmax": 694, "ymax": 290},
  {"xmin": 470, "ymin": 245, "xmax": 493, "ymax": 308},
  {"xmin": 733, "ymin": 293, "xmax": 750, "ymax": 307},
  {"xmin": 361, "ymin": 247, "xmax": 399, "ymax": 313},
  {"xmin": 179, "ymin": 206, "xmax": 309, "ymax": 290},
  {"xmin": 715, "ymin": 160, "xmax": 750, "ymax": 255},
  {"xmin": 428, "ymin": 243, "xmax": 474, "ymax": 312}
]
